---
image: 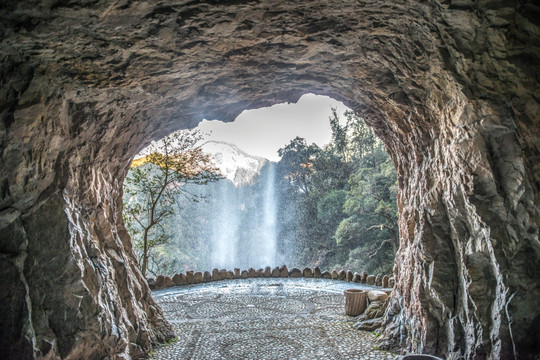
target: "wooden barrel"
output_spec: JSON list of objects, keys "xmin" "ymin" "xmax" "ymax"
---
[{"xmin": 343, "ymin": 289, "xmax": 367, "ymax": 316}]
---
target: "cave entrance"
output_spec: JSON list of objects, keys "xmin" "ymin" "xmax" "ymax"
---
[{"xmin": 122, "ymin": 94, "xmax": 398, "ymax": 280}]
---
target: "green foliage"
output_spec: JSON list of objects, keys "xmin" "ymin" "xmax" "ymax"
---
[
  {"xmin": 317, "ymin": 190, "xmax": 347, "ymax": 225},
  {"xmin": 276, "ymin": 108, "xmax": 398, "ymax": 274}
]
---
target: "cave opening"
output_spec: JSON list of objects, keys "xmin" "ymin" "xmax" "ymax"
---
[{"xmin": 122, "ymin": 93, "xmax": 398, "ymax": 279}]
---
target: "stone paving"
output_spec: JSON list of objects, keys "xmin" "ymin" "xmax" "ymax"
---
[{"xmin": 151, "ymin": 278, "xmax": 397, "ymax": 359}]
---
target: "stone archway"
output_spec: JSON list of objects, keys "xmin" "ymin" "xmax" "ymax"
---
[{"xmin": 1, "ymin": 1, "xmax": 538, "ymax": 359}]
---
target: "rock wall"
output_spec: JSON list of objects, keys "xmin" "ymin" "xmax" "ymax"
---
[{"xmin": 0, "ymin": 0, "xmax": 538, "ymax": 359}]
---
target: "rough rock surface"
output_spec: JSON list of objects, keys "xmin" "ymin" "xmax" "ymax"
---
[
  {"xmin": 354, "ymin": 317, "xmax": 384, "ymax": 332},
  {"xmin": 0, "ymin": 0, "xmax": 539, "ymax": 359},
  {"xmin": 368, "ymin": 290, "xmax": 389, "ymax": 302},
  {"xmin": 289, "ymin": 267, "xmax": 302, "ymax": 278},
  {"xmin": 321, "ymin": 271, "xmax": 332, "ymax": 280}
]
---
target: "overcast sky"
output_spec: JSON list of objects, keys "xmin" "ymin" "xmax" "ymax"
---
[{"xmin": 196, "ymin": 93, "xmax": 350, "ymax": 161}]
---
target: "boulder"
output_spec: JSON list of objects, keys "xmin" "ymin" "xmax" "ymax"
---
[
  {"xmin": 271, "ymin": 267, "xmax": 281, "ymax": 277},
  {"xmin": 331, "ymin": 270, "xmax": 338, "ymax": 280},
  {"xmin": 368, "ymin": 290, "xmax": 389, "ymax": 302},
  {"xmin": 264, "ymin": 266, "xmax": 271, "ymax": 277},
  {"xmin": 241, "ymin": 270, "xmax": 248, "ymax": 279},
  {"xmin": 338, "ymin": 270, "xmax": 347, "ymax": 281},
  {"xmin": 303, "ymin": 267, "xmax": 313, "ymax": 278},
  {"xmin": 346, "ymin": 270, "xmax": 353, "ymax": 282},
  {"xmin": 219, "ymin": 269, "xmax": 228, "ymax": 279},
  {"xmin": 164, "ymin": 276, "xmax": 173, "ymax": 287},
  {"xmin": 203, "ymin": 271, "xmax": 212, "ymax": 282},
  {"xmin": 212, "ymin": 269, "xmax": 220, "ymax": 281},
  {"xmin": 313, "ymin": 267, "xmax": 321, "ymax": 278},
  {"xmin": 289, "ymin": 268, "xmax": 302, "ymax": 278},
  {"xmin": 280, "ymin": 265, "xmax": 289, "ymax": 278},
  {"xmin": 353, "ymin": 272, "xmax": 361, "ymax": 283},
  {"xmin": 172, "ymin": 273, "xmax": 187, "ymax": 286},
  {"xmin": 363, "ymin": 300, "xmax": 388, "ymax": 319},
  {"xmin": 353, "ymin": 317, "xmax": 384, "ymax": 331},
  {"xmin": 234, "ymin": 268, "xmax": 241, "ymax": 278},
  {"xmin": 155, "ymin": 275, "xmax": 166, "ymax": 289},
  {"xmin": 186, "ymin": 271, "xmax": 194, "ymax": 284},
  {"xmin": 375, "ymin": 274, "xmax": 383, "ymax": 286},
  {"xmin": 366, "ymin": 275, "xmax": 376, "ymax": 285},
  {"xmin": 382, "ymin": 275, "xmax": 390, "ymax": 288},
  {"xmin": 321, "ymin": 271, "xmax": 332, "ymax": 279},
  {"xmin": 360, "ymin": 271, "xmax": 367, "ymax": 283},
  {"xmin": 193, "ymin": 272, "xmax": 203, "ymax": 284}
]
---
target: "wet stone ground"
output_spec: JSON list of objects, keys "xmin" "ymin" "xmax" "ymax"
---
[{"xmin": 151, "ymin": 278, "xmax": 397, "ymax": 359}]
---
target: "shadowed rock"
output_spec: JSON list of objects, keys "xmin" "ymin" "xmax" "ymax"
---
[
  {"xmin": 155, "ymin": 275, "xmax": 166, "ymax": 290},
  {"xmin": 321, "ymin": 271, "xmax": 332, "ymax": 280},
  {"xmin": 360, "ymin": 271, "xmax": 367, "ymax": 283},
  {"xmin": 280, "ymin": 265, "xmax": 289, "ymax": 278},
  {"xmin": 193, "ymin": 272, "xmax": 203, "ymax": 284},
  {"xmin": 289, "ymin": 268, "xmax": 302, "ymax": 278},
  {"xmin": 172, "ymin": 274, "xmax": 187, "ymax": 286}
]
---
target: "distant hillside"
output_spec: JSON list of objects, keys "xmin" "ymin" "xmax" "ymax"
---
[{"xmin": 200, "ymin": 141, "xmax": 268, "ymax": 186}]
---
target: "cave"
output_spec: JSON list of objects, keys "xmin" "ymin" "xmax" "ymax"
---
[{"xmin": 1, "ymin": 0, "xmax": 539, "ymax": 359}]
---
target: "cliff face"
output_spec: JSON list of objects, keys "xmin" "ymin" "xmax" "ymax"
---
[{"xmin": 0, "ymin": 0, "xmax": 538, "ymax": 359}]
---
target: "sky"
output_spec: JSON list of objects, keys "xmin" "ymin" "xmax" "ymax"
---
[{"xmin": 196, "ymin": 93, "xmax": 350, "ymax": 161}]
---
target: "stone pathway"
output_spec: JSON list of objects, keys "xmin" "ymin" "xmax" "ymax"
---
[{"xmin": 151, "ymin": 278, "xmax": 397, "ymax": 359}]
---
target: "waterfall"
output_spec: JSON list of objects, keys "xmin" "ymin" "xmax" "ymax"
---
[
  {"xmin": 210, "ymin": 180, "xmax": 239, "ymax": 269},
  {"xmin": 257, "ymin": 162, "xmax": 277, "ymax": 267},
  {"xmin": 209, "ymin": 162, "xmax": 277, "ymax": 270}
]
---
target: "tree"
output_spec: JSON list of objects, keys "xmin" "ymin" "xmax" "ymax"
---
[
  {"xmin": 123, "ymin": 129, "xmax": 221, "ymax": 276},
  {"xmin": 276, "ymin": 108, "xmax": 398, "ymax": 273},
  {"xmin": 335, "ymin": 145, "xmax": 398, "ymax": 274}
]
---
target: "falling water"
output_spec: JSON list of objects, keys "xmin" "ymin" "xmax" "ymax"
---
[
  {"xmin": 210, "ymin": 180, "xmax": 239, "ymax": 269},
  {"xmin": 209, "ymin": 162, "xmax": 278, "ymax": 270},
  {"xmin": 257, "ymin": 162, "xmax": 277, "ymax": 267}
]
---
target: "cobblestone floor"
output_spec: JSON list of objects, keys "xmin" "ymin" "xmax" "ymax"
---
[{"xmin": 151, "ymin": 278, "xmax": 397, "ymax": 359}]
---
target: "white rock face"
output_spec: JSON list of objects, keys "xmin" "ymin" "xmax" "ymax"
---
[{"xmin": 201, "ymin": 141, "xmax": 268, "ymax": 186}]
